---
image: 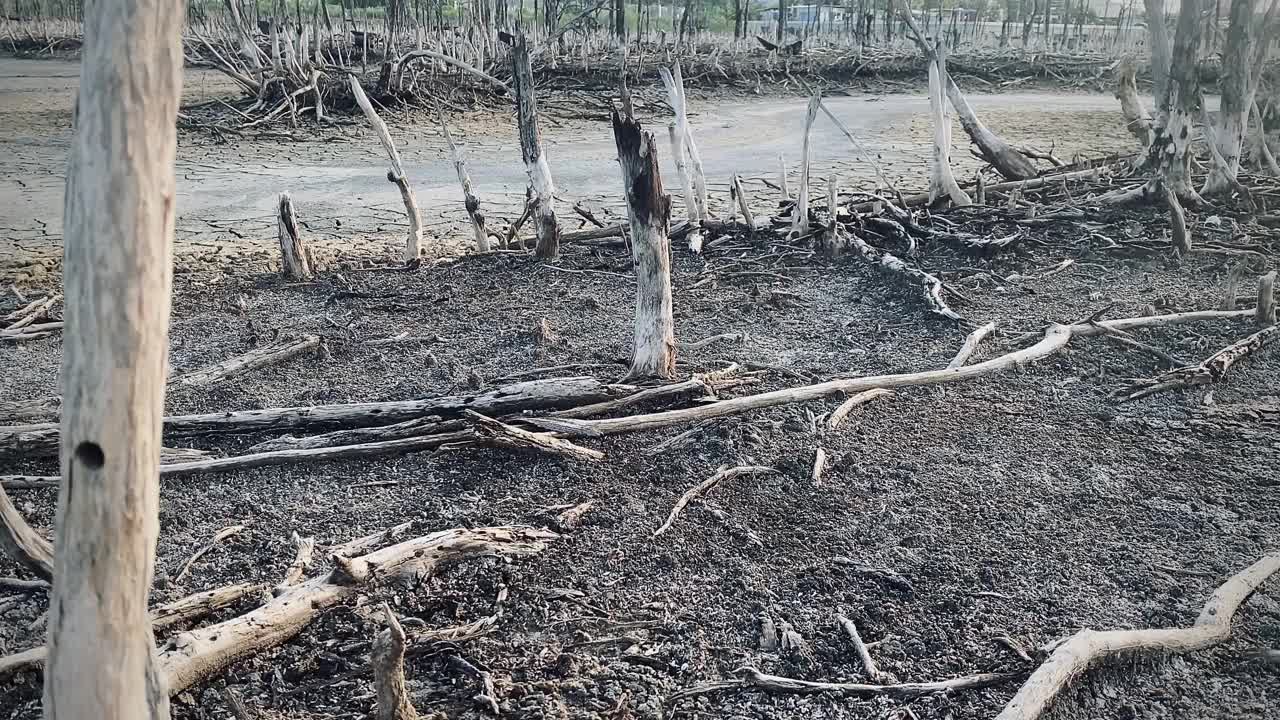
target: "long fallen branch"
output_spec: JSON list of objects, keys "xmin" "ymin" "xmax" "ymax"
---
[
  {"xmin": 172, "ymin": 334, "xmax": 321, "ymax": 387},
  {"xmin": 653, "ymin": 465, "xmax": 777, "ymax": 538},
  {"xmin": 0, "ymin": 376, "xmax": 624, "ymax": 458},
  {"xmin": 668, "ymin": 665, "xmax": 1019, "ymax": 703},
  {"xmin": 547, "ymin": 309, "xmax": 1257, "ymax": 438},
  {"xmin": 995, "ymin": 551, "xmax": 1280, "ymax": 720},
  {"xmin": 1114, "ymin": 324, "xmax": 1278, "ymax": 401}
]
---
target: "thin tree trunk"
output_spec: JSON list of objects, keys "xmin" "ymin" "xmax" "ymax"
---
[
  {"xmin": 1143, "ymin": 0, "xmax": 1205, "ymax": 201},
  {"xmin": 1144, "ymin": 0, "xmax": 1171, "ymax": 102},
  {"xmin": 612, "ymin": 111, "xmax": 675, "ymax": 380},
  {"xmin": 927, "ymin": 42, "xmax": 971, "ymax": 206},
  {"xmin": 45, "ymin": 0, "xmax": 185, "ymax": 714},
  {"xmin": 510, "ymin": 33, "xmax": 560, "ymax": 259},
  {"xmin": 1202, "ymin": 0, "xmax": 1255, "ymax": 195},
  {"xmin": 777, "ymin": 0, "xmax": 786, "ymax": 44}
]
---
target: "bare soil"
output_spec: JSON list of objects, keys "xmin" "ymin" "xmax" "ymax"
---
[
  {"xmin": 0, "ymin": 55, "xmax": 1140, "ymax": 281},
  {"xmin": 2, "ymin": 196, "xmax": 1279, "ymax": 719}
]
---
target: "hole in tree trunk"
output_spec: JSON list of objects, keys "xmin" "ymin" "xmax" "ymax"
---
[{"xmin": 74, "ymin": 441, "xmax": 105, "ymax": 469}]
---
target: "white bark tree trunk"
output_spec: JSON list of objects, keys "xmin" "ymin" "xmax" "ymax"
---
[
  {"xmin": 791, "ymin": 95, "xmax": 820, "ymax": 237},
  {"xmin": 659, "ymin": 62, "xmax": 708, "ymax": 253},
  {"xmin": 1202, "ymin": 0, "xmax": 1255, "ymax": 195},
  {"xmin": 348, "ymin": 76, "xmax": 424, "ymax": 262},
  {"xmin": 44, "ymin": 0, "xmax": 185, "ymax": 714},
  {"xmin": 1114, "ymin": 56, "xmax": 1153, "ymax": 147},
  {"xmin": 511, "ymin": 34, "xmax": 560, "ymax": 260},
  {"xmin": 612, "ymin": 112, "xmax": 676, "ymax": 379},
  {"xmin": 1144, "ymin": 0, "xmax": 1172, "ymax": 102},
  {"xmin": 927, "ymin": 45, "xmax": 971, "ymax": 207}
]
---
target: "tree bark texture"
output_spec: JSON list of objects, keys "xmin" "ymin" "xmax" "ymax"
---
[
  {"xmin": 511, "ymin": 34, "xmax": 560, "ymax": 260},
  {"xmin": 612, "ymin": 111, "xmax": 675, "ymax": 380},
  {"xmin": 45, "ymin": 0, "xmax": 185, "ymax": 715},
  {"xmin": 1202, "ymin": 0, "xmax": 1255, "ymax": 195}
]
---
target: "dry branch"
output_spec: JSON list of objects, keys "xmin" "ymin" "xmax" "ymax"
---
[
  {"xmin": 827, "ymin": 389, "xmax": 894, "ymax": 429},
  {"xmin": 845, "ymin": 227, "xmax": 970, "ymax": 326},
  {"xmin": 273, "ymin": 532, "xmax": 316, "ymax": 595},
  {"xmin": 1257, "ymin": 271, "xmax": 1276, "ymax": 326},
  {"xmin": 173, "ymin": 334, "xmax": 320, "ymax": 387},
  {"xmin": 1115, "ymin": 325, "xmax": 1278, "ymax": 401},
  {"xmin": 948, "ymin": 321, "xmax": 997, "ymax": 368},
  {"xmin": 158, "ymin": 526, "xmax": 556, "ymax": 696},
  {"xmin": 995, "ymin": 551, "xmax": 1280, "ymax": 720},
  {"xmin": 837, "ymin": 615, "xmax": 889, "ymax": 683},
  {"xmin": 464, "ymin": 410, "xmax": 604, "ymax": 461},
  {"xmin": 653, "ymin": 466, "xmax": 776, "ymax": 538},
  {"xmin": 173, "ymin": 525, "xmax": 247, "ymax": 584},
  {"xmin": 0, "ymin": 484, "xmax": 54, "ymax": 580}
]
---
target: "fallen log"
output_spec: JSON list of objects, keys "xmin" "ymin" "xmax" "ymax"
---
[
  {"xmin": 172, "ymin": 334, "xmax": 321, "ymax": 387},
  {"xmin": 0, "ymin": 377, "xmax": 624, "ymax": 457},
  {"xmin": 1114, "ymin": 324, "xmax": 1278, "ymax": 401},
  {"xmin": 995, "ymin": 551, "xmax": 1280, "ymax": 720},
  {"xmin": 669, "ymin": 665, "xmax": 1019, "ymax": 703},
  {"xmin": 158, "ymin": 526, "xmax": 554, "ymax": 696}
]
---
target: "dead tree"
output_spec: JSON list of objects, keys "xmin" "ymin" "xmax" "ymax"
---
[
  {"xmin": 510, "ymin": 33, "xmax": 560, "ymax": 260},
  {"xmin": 1144, "ymin": 0, "xmax": 1172, "ymax": 103},
  {"xmin": 612, "ymin": 111, "xmax": 675, "ymax": 380},
  {"xmin": 898, "ymin": 1, "xmax": 1037, "ymax": 181},
  {"xmin": 277, "ymin": 192, "xmax": 312, "ymax": 280},
  {"xmin": 926, "ymin": 41, "xmax": 971, "ymax": 206},
  {"xmin": 792, "ymin": 95, "xmax": 820, "ymax": 237},
  {"xmin": 349, "ymin": 75, "xmax": 425, "ymax": 261},
  {"xmin": 659, "ymin": 63, "xmax": 708, "ymax": 252},
  {"xmin": 1114, "ymin": 56, "xmax": 1153, "ymax": 147},
  {"xmin": 1140, "ymin": 0, "xmax": 1206, "ymax": 202},
  {"xmin": 439, "ymin": 111, "xmax": 489, "ymax": 252},
  {"xmin": 1202, "ymin": 0, "xmax": 1256, "ymax": 195},
  {"xmin": 45, "ymin": 0, "xmax": 186, "ymax": 713},
  {"xmin": 372, "ymin": 604, "xmax": 418, "ymax": 720}
]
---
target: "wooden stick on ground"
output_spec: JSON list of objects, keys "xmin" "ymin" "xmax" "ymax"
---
[
  {"xmin": 668, "ymin": 665, "xmax": 1019, "ymax": 703},
  {"xmin": 277, "ymin": 192, "xmax": 312, "ymax": 280},
  {"xmin": 1115, "ymin": 324, "xmax": 1278, "ymax": 401},
  {"xmin": 827, "ymin": 389, "xmax": 894, "ymax": 429},
  {"xmin": 1220, "ymin": 262, "xmax": 1247, "ymax": 310},
  {"xmin": 172, "ymin": 334, "xmax": 321, "ymax": 388},
  {"xmin": 372, "ymin": 602, "xmax": 418, "ymax": 720},
  {"xmin": 811, "ymin": 447, "xmax": 826, "ymax": 486},
  {"xmin": 836, "ymin": 614, "xmax": 889, "ymax": 683},
  {"xmin": 273, "ymin": 531, "xmax": 316, "ymax": 595},
  {"xmin": 173, "ymin": 525, "xmax": 247, "ymax": 584},
  {"xmin": 0, "ymin": 484, "xmax": 54, "ymax": 580},
  {"xmin": 995, "ymin": 551, "xmax": 1280, "ymax": 720},
  {"xmin": 845, "ymin": 227, "xmax": 970, "ymax": 327},
  {"xmin": 947, "ymin": 321, "xmax": 997, "ymax": 368},
  {"xmin": 348, "ymin": 74, "xmax": 423, "ymax": 262},
  {"xmin": 653, "ymin": 466, "xmax": 776, "ymax": 538}
]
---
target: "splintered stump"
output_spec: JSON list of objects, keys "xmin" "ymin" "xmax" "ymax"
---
[
  {"xmin": 791, "ymin": 95, "xmax": 819, "ymax": 238},
  {"xmin": 277, "ymin": 192, "xmax": 312, "ymax": 280},
  {"xmin": 659, "ymin": 62, "xmax": 708, "ymax": 252},
  {"xmin": 612, "ymin": 111, "xmax": 676, "ymax": 380},
  {"xmin": 372, "ymin": 604, "xmax": 418, "ymax": 720},
  {"xmin": 510, "ymin": 34, "xmax": 560, "ymax": 260},
  {"xmin": 439, "ymin": 111, "xmax": 489, "ymax": 253},
  {"xmin": 926, "ymin": 45, "xmax": 971, "ymax": 207}
]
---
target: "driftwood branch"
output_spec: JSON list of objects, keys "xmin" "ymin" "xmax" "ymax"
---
[
  {"xmin": 372, "ymin": 602, "xmax": 418, "ymax": 720},
  {"xmin": 995, "ymin": 551, "xmax": 1280, "ymax": 720},
  {"xmin": 0, "ymin": 484, "xmax": 54, "ymax": 580},
  {"xmin": 669, "ymin": 665, "xmax": 1018, "ymax": 703},
  {"xmin": 1115, "ymin": 325, "xmax": 1278, "ymax": 401},
  {"xmin": 836, "ymin": 615, "xmax": 890, "ymax": 683},
  {"xmin": 827, "ymin": 389, "xmax": 893, "ymax": 429},
  {"xmin": 653, "ymin": 466, "xmax": 777, "ymax": 538},
  {"xmin": 172, "ymin": 335, "xmax": 320, "ymax": 387},
  {"xmin": 947, "ymin": 321, "xmax": 997, "ymax": 368}
]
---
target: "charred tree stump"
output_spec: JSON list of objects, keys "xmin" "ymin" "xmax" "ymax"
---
[
  {"xmin": 511, "ymin": 34, "xmax": 560, "ymax": 260},
  {"xmin": 277, "ymin": 192, "xmax": 312, "ymax": 280},
  {"xmin": 612, "ymin": 111, "xmax": 675, "ymax": 380},
  {"xmin": 46, "ymin": 0, "xmax": 186, "ymax": 713},
  {"xmin": 348, "ymin": 75, "xmax": 424, "ymax": 261}
]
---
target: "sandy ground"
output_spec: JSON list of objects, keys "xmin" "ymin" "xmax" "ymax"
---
[{"xmin": 0, "ymin": 56, "xmax": 1141, "ymax": 275}]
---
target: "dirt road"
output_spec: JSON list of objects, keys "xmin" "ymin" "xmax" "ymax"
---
[{"xmin": 0, "ymin": 56, "xmax": 1138, "ymax": 269}]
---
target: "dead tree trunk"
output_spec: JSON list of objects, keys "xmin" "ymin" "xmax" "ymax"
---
[
  {"xmin": 372, "ymin": 604, "xmax": 418, "ymax": 720},
  {"xmin": 612, "ymin": 111, "xmax": 675, "ymax": 380},
  {"xmin": 45, "ymin": 0, "xmax": 185, "ymax": 714},
  {"xmin": 792, "ymin": 95, "xmax": 819, "ymax": 237},
  {"xmin": 277, "ymin": 192, "xmax": 312, "ymax": 280},
  {"xmin": 1114, "ymin": 56, "xmax": 1153, "ymax": 147},
  {"xmin": 1202, "ymin": 0, "xmax": 1255, "ymax": 195},
  {"xmin": 659, "ymin": 63, "xmax": 708, "ymax": 252},
  {"xmin": 439, "ymin": 113, "xmax": 489, "ymax": 252},
  {"xmin": 510, "ymin": 33, "xmax": 560, "ymax": 260},
  {"xmin": 897, "ymin": 0, "xmax": 1036, "ymax": 181},
  {"xmin": 926, "ymin": 42, "xmax": 971, "ymax": 206},
  {"xmin": 348, "ymin": 75, "xmax": 425, "ymax": 261},
  {"xmin": 1142, "ymin": 0, "xmax": 1205, "ymax": 202},
  {"xmin": 1144, "ymin": 0, "xmax": 1171, "ymax": 102}
]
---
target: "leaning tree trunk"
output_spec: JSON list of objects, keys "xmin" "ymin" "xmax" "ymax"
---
[
  {"xmin": 510, "ymin": 34, "xmax": 560, "ymax": 260},
  {"xmin": 927, "ymin": 42, "xmax": 971, "ymax": 206},
  {"xmin": 1114, "ymin": 55, "xmax": 1153, "ymax": 147},
  {"xmin": 1202, "ymin": 0, "xmax": 1255, "ymax": 195},
  {"xmin": 44, "ymin": 0, "xmax": 185, "ymax": 715},
  {"xmin": 612, "ymin": 111, "xmax": 675, "ymax": 380}
]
